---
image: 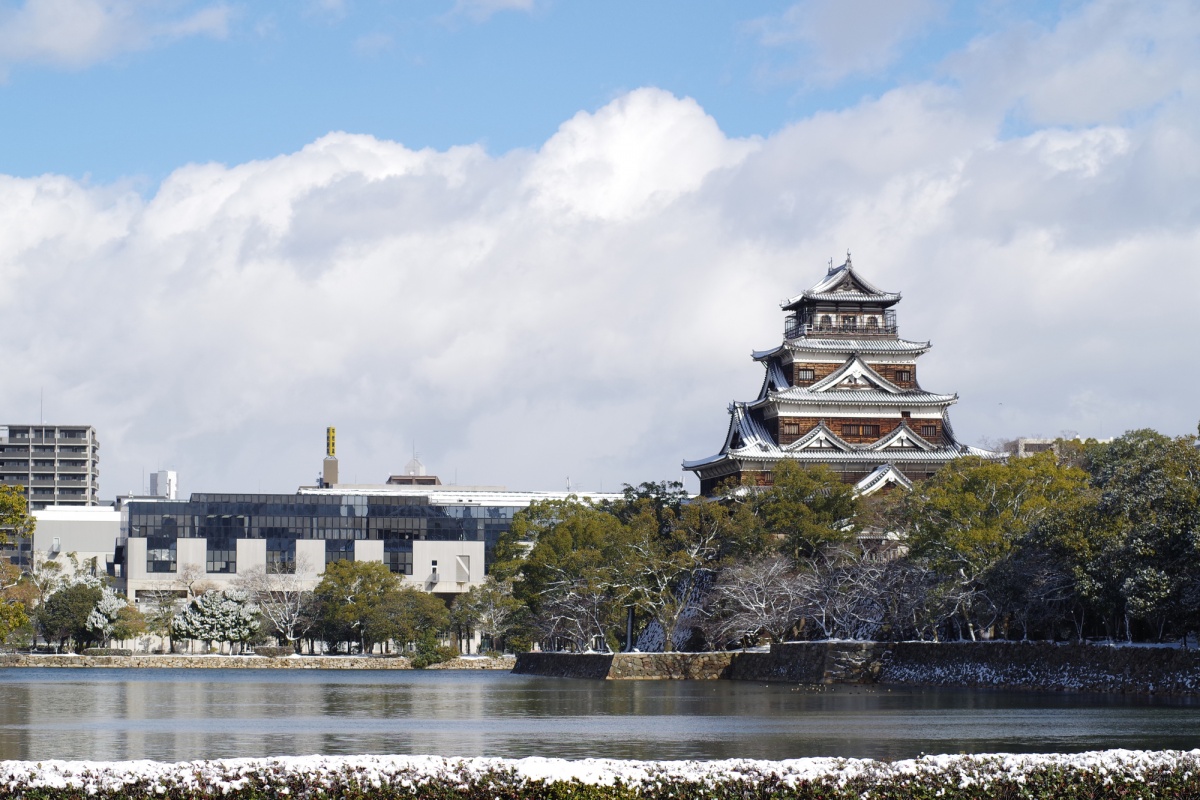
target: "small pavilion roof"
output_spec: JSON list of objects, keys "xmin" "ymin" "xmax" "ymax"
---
[{"xmin": 782, "ymin": 256, "xmax": 900, "ymax": 310}]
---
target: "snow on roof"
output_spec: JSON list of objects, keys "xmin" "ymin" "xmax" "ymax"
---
[{"xmin": 782, "ymin": 257, "xmax": 900, "ymax": 309}]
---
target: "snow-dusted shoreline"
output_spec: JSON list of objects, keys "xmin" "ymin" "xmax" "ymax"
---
[{"xmin": 2, "ymin": 751, "xmax": 1199, "ymax": 799}]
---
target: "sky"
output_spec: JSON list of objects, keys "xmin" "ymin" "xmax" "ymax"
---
[{"xmin": 0, "ymin": 0, "xmax": 1197, "ymax": 498}]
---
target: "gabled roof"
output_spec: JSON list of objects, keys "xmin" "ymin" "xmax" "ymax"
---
[
  {"xmin": 863, "ymin": 421, "xmax": 939, "ymax": 452},
  {"xmin": 753, "ymin": 354, "xmax": 957, "ymax": 409},
  {"xmin": 855, "ymin": 464, "xmax": 914, "ymax": 495},
  {"xmin": 782, "ymin": 256, "xmax": 900, "ymax": 310},
  {"xmin": 807, "ymin": 355, "xmax": 903, "ymax": 394}
]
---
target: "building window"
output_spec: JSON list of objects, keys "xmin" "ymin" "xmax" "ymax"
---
[
  {"xmin": 147, "ymin": 537, "xmax": 177, "ymax": 573},
  {"xmin": 781, "ymin": 421, "xmax": 801, "ymax": 436},
  {"xmin": 819, "ymin": 315, "xmax": 832, "ymax": 328},
  {"xmin": 866, "ymin": 317, "xmax": 879, "ymax": 330},
  {"xmin": 841, "ymin": 424, "xmax": 880, "ymax": 437},
  {"xmin": 895, "ymin": 370, "xmax": 913, "ymax": 382},
  {"xmin": 206, "ymin": 537, "xmax": 236, "ymax": 574},
  {"xmin": 842, "ymin": 316, "xmax": 858, "ymax": 331},
  {"xmin": 921, "ymin": 425, "xmax": 938, "ymax": 438},
  {"xmin": 384, "ymin": 542, "xmax": 414, "ymax": 575},
  {"xmin": 795, "ymin": 368, "xmax": 815, "ymax": 382},
  {"xmin": 326, "ymin": 538, "xmax": 354, "ymax": 565},
  {"xmin": 266, "ymin": 537, "xmax": 296, "ymax": 574}
]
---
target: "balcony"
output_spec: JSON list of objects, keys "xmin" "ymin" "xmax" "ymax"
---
[{"xmin": 785, "ymin": 310, "xmax": 898, "ymax": 340}]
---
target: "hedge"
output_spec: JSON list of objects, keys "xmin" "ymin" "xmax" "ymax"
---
[{"xmin": 0, "ymin": 751, "xmax": 1198, "ymax": 800}]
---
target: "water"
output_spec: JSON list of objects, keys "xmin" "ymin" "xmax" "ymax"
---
[{"xmin": 0, "ymin": 668, "xmax": 1198, "ymax": 762}]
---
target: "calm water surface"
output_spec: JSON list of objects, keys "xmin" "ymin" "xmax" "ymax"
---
[{"xmin": 0, "ymin": 668, "xmax": 1197, "ymax": 762}]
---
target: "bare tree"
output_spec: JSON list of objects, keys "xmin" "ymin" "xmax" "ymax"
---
[
  {"xmin": 535, "ymin": 576, "xmax": 613, "ymax": 652},
  {"xmin": 235, "ymin": 557, "xmax": 316, "ymax": 651},
  {"xmin": 703, "ymin": 554, "xmax": 803, "ymax": 647}
]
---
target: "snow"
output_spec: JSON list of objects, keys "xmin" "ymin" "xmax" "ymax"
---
[{"xmin": 0, "ymin": 750, "xmax": 1197, "ymax": 794}]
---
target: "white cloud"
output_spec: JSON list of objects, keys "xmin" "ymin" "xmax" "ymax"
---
[
  {"xmin": 751, "ymin": 0, "xmax": 945, "ymax": 85},
  {"xmin": 0, "ymin": 0, "xmax": 230, "ymax": 69},
  {"xmin": 2, "ymin": 1, "xmax": 1199, "ymax": 496},
  {"xmin": 448, "ymin": 0, "xmax": 535, "ymax": 24}
]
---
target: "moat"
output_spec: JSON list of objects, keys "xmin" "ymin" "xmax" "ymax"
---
[{"xmin": 1, "ymin": 668, "xmax": 1199, "ymax": 762}]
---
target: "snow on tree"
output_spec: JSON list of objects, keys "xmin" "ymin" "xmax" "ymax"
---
[
  {"xmin": 84, "ymin": 588, "xmax": 128, "ymax": 646},
  {"xmin": 172, "ymin": 588, "xmax": 260, "ymax": 651}
]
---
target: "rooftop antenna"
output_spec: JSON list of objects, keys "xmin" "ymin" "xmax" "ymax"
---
[
  {"xmin": 39, "ymin": 387, "xmax": 43, "ymax": 424},
  {"xmin": 566, "ymin": 476, "xmax": 571, "ymax": 492}
]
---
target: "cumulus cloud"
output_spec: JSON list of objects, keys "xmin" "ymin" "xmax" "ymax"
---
[
  {"xmin": 0, "ymin": 0, "xmax": 230, "ymax": 69},
  {"xmin": 750, "ymin": 0, "xmax": 945, "ymax": 85},
  {"xmin": 1, "ymin": 1, "xmax": 1199, "ymax": 496}
]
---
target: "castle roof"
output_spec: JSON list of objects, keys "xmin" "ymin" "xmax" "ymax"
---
[
  {"xmin": 680, "ymin": 405, "xmax": 999, "ymax": 471},
  {"xmin": 752, "ymin": 354, "xmax": 957, "ymax": 409},
  {"xmin": 752, "ymin": 337, "xmax": 932, "ymax": 360},
  {"xmin": 782, "ymin": 256, "xmax": 900, "ymax": 310}
]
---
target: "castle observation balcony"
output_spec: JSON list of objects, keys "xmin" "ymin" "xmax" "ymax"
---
[{"xmin": 785, "ymin": 309, "xmax": 898, "ymax": 340}]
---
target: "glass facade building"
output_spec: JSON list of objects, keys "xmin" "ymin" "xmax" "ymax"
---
[{"xmin": 121, "ymin": 492, "xmax": 518, "ymax": 575}]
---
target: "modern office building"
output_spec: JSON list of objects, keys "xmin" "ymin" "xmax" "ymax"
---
[
  {"xmin": 0, "ymin": 425, "xmax": 100, "ymax": 509},
  {"xmin": 119, "ymin": 484, "xmax": 624, "ymax": 602}
]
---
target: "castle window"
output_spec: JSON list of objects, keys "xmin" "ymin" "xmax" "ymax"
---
[
  {"xmin": 842, "ymin": 316, "xmax": 858, "ymax": 331},
  {"xmin": 841, "ymin": 424, "xmax": 880, "ymax": 437},
  {"xmin": 921, "ymin": 425, "xmax": 938, "ymax": 438},
  {"xmin": 819, "ymin": 315, "xmax": 832, "ymax": 329},
  {"xmin": 866, "ymin": 317, "xmax": 879, "ymax": 330},
  {"xmin": 895, "ymin": 370, "xmax": 912, "ymax": 382},
  {"xmin": 781, "ymin": 422, "xmax": 800, "ymax": 436},
  {"xmin": 795, "ymin": 368, "xmax": 814, "ymax": 382}
]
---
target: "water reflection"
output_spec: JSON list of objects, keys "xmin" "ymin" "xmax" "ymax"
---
[{"xmin": 0, "ymin": 668, "xmax": 1198, "ymax": 762}]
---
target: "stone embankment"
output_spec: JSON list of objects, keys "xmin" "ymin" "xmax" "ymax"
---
[
  {"xmin": 0, "ymin": 654, "xmax": 515, "ymax": 670},
  {"xmin": 513, "ymin": 652, "xmax": 735, "ymax": 680},
  {"xmin": 516, "ymin": 641, "xmax": 1200, "ymax": 694}
]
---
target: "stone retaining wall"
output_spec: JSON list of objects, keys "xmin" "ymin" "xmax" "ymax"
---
[
  {"xmin": 879, "ymin": 642, "xmax": 1200, "ymax": 694},
  {"xmin": 515, "ymin": 642, "xmax": 1200, "ymax": 694},
  {"xmin": 513, "ymin": 652, "xmax": 734, "ymax": 680},
  {"xmin": 0, "ymin": 654, "xmax": 515, "ymax": 670}
]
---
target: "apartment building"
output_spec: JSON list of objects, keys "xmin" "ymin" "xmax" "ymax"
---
[{"xmin": 0, "ymin": 425, "xmax": 100, "ymax": 510}]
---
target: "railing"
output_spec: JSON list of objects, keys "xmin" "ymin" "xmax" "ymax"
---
[{"xmin": 785, "ymin": 321, "xmax": 899, "ymax": 339}]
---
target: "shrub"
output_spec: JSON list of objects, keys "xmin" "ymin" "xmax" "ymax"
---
[
  {"xmin": 252, "ymin": 646, "xmax": 294, "ymax": 658},
  {"xmin": 81, "ymin": 648, "xmax": 132, "ymax": 656}
]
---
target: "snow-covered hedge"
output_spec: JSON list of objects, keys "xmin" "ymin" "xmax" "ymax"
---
[{"xmin": 1, "ymin": 751, "xmax": 1198, "ymax": 800}]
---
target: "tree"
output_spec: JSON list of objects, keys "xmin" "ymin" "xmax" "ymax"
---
[
  {"xmin": 112, "ymin": 603, "xmax": 148, "ymax": 644},
  {"xmin": 453, "ymin": 577, "xmax": 522, "ymax": 653},
  {"xmin": 0, "ymin": 562, "xmax": 29, "ymax": 643},
  {"xmin": 703, "ymin": 553, "xmax": 803, "ymax": 647},
  {"xmin": 172, "ymin": 589, "xmax": 260, "ymax": 652},
  {"xmin": 236, "ymin": 559, "xmax": 316, "ymax": 651},
  {"xmin": 899, "ymin": 452, "xmax": 1091, "ymax": 640},
  {"xmin": 37, "ymin": 582, "xmax": 103, "ymax": 652},
  {"xmin": 509, "ymin": 499, "xmax": 627, "ymax": 651},
  {"xmin": 141, "ymin": 590, "xmax": 183, "ymax": 653},
  {"xmin": 312, "ymin": 560, "xmax": 401, "ymax": 653},
  {"xmin": 373, "ymin": 586, "xmax": 451, "ymax": 651},
  {"xmin": 752, "ymin": 462, "xmax": 858, "ymax": 559},
  {"xmin": 619, "ymin": 498, "xmax": 763, "ymax": 651},
  {"xmin": 85, "ymin": 588, "xmax": 128, "ymax": 646},
  {"xmin": 0, "ymin": 485, "xmax": 33, "ymax": 546}
]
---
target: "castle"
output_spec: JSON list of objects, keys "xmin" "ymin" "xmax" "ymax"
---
[{"xmin": 683, "ymin": 256, "xmax": 1000, "ymax": 495}]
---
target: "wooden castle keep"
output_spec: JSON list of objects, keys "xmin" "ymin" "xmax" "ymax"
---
[{"xmin": 683, "ymin": 255, "xmax": 1000, "ymax": 496}]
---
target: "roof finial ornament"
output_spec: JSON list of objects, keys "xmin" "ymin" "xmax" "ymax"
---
[
  {"xmin": 827, "ymin": 257, "xmax": 834, "ymax": 274},
  {"xmin": 846, "ymin": 249, "xmax": 852, "ymax": 269}
]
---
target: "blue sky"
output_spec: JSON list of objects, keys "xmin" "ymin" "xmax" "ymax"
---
[
  {"xmin": 0, "ymin": 0, "xmax": 1197, "ymax": 497},
  {"xmin": 2, "ymin": 1, "xmax": 1038, "ymax": 182}
]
